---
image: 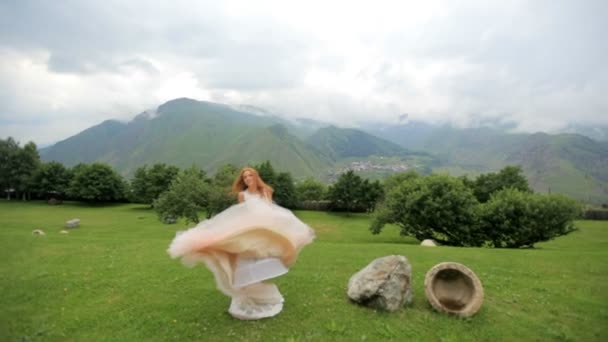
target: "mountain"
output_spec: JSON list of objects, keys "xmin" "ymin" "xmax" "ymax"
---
[
  {"xmin": 362, "ymin": 122, "xmax": 608, "ymax": 203},
  {"xmin": 41, "ymin": 98, "xmax": 331, "ymax": 178},
  {"xmin": 40, "ymin": 98, "xmax": 608, "ymax": 204},
  {"xmin": 362, "ymin": 121, "xmax": 438, "ymax": 148},
  {"xmin": 556, "ymin": 124, "xmax": 608, "ymax": 142},
  {"xmin": 41, "ymin": 119, "xmax": 127, "ymax": 166},
  {"xmin": 506, "ymin": 133, "xmax": 608, "ymax": 204},
  {"xmin": 304, "ymin": 125, "xmax": 436, "ymax": 181},
  {"xmin": 204, "ymin": 124, "xmax": 332, "ymax": 178},
  {"xmin": 305, "ymin": 125, "xmax": 416, "ymax": 161}
]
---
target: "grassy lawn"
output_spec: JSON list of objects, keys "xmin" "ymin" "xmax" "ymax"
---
[{"xmin": 1, "ymin": 200, "xmax": 607, "ymax": 341}]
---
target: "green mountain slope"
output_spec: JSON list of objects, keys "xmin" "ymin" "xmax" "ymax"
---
[
  {"xmin": 306, "ymin": 125, "xmax": 415, "ymax": 160},
  {"xmin": 362, "ymin": 123, "xmax": 608, "ymax": 203},
  {"xmin": 40, "ymin": 98, "xmax": 332, "ymax": 178},
  {"xmin": 39, "ymin": 98, "xmax": 607, "ymax": 203},
  {"xmin": 209, "ymin": 124, "xmax": 332, "ymax": 178},
  {"xmin": 41, "ymin": 119, "xmax": 127, "ymax": 165},
  {"xmin": 416, "ymin": 127, "xmax": 527, "ymax": 172},
  {"xmin": 506, "ymin": 133, "xmax": 608, "ymax": 203}
]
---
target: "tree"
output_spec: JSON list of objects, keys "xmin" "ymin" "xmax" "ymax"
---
[
  {"xmin": 130, "ymin": 163, "xmax": 179, "ymax": 206},
  {"xmin": 360, "ymin": 179, "xmax": 384, "ymax": 213},
  {"xmin": 68, "ymin": 163, "xmax": 125, "ymax": 202},
  {"xmin": 382, "ymin": 171, "xmax": 419, "ymax": 194},
  {"xmin": 206, "ymin": 164, "xmax": 239, "ymax": 218},
  {"xmin": 371, "ymin": 174, "xmax": 482, "ymax": 246},
  {"xmin": 273, "ymin": 172, "xmax": 297, "ymax": 208},
  {"xmin": 295, "ymin": 177, "xmax": 327, "ymax": 202},
  {"xmin": 255, "ymin": 160, "xmax": 276, "ymax": 186},
  {"xmin": 0, "ymin": 138, "xmax": 40, "ymax": 200},
  {"xmin": 31, "ymin": 161, "xmax": 73, "ymax": 198},
  {"xmin": 470, "ymin": 165, "xmax": 532, "ymax": 203},
  {"xmin": 0, "ymin": 137, "xmax": 20, "ymax": 199},
  {"xmin": 252, "ymin": 161, "xmax": 297, "ymax": 208},
  {"xmin": 16, "ymin": 142, "xmax": 40, "ymax": 200},
  {"xmin": 327, "ymin": 170, "xmax": 364, "ymax": 213},
  {"xmin": 478, "ymin": 189, "xmax": 580, "ymax": 248},
  {"xmin": 154, "ymin": 166, "xmax": 209, "ymax": 224},
  {"xmin": 130, "ymin": 166, "xmax": 149, "ymax": 203}
]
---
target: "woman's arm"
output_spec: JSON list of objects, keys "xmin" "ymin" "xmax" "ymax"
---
[{"xmin": 238, "ymin": 192, "xmax": 245, "ymax": 203}]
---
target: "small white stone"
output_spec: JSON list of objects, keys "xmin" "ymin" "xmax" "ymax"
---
[{"xmin": 420, "ymin": 239, "xmax": 437, "ymax": 247}]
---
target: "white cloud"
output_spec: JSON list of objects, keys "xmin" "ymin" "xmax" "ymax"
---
[{"xmin": 1, "ymin": 0, "xmax": 606, "ymax": 145}]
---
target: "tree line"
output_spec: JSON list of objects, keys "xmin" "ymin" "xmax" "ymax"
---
[
  {"xmin": 0, "ymin": 137, "xmax": 382, "ymax": 212},
  {"xmin": 1, "ymin": 136, "xmax": 582, "ymax": 248}
]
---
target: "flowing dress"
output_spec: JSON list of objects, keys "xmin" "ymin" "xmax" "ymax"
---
[{"xmin": 167, "ymin": 190, "xmax": 315, "ymax": 316}]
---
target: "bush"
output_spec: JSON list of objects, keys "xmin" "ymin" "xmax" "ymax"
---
[
  {"xmin": 479, "ymin": 189, "xmax": 581, "ymax": 248},
  {"xmin": 154, "ymin": 166, "xmax": 209, "ymax": 224},
  {"xmin": 68, "ymin": 163, "xmax": 125, "ymax": 202},
  {"xmin": 328, "ymin": 171, "xmax": 384, "ymax": 213},
  {"xmin": 467, "ymin": 165, "xmax": 532, "ymax": 203},
  {"xmin": 371, "ymin": 174, "xmax": 483, "ymax": 246},
  {"xmin": 295, "ymin": 177, "xmax": 327, "ymax": 202}
]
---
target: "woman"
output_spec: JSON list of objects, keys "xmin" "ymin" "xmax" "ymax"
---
[{"xmin": 168, "ymin": 167, "xmax": 315, "ymax": 320}]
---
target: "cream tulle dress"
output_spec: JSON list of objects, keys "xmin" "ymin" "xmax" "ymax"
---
[{"xmin": 168, "ymin": 190, "xmax": 315, "ymax": 319}]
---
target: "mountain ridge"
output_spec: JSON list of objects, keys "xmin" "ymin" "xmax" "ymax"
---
[{"xmin": 38, "ymin": 98, "xmax": 608, "ymax": 204}]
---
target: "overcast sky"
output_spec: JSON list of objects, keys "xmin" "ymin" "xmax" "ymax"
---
[{"xmin": 1, "ymin": 0, "xmax": 606, "ymax": 146}]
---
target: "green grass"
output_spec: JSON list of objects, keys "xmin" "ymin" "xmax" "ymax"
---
[{"xmin": 1, "ymin": 200, "xmax": 607, "ymax": 341}]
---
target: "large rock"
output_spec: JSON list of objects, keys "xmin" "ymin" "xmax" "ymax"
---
[
  {"xmin": 424, "ymin": 262, "xmax": 484, "ymax": 317},
  {"xmin": 65, "ymin": 218, "xmax": 80, "ymax": 228},
  {"xmin": 347, "ymin": 255, "xmax": 413, "ymax": 312}
]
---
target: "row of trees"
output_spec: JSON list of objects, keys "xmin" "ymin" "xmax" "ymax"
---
[
  {"xmin": 1, "ymin": 137, "xmax": 131, "ymax": 202},
  {"xmin": 0, "ymin": 137, "xmax": 535, "ymax": 212},
  {"xmin": 0, "ymin": 136, "xmax": 382, "ymax": 212}
]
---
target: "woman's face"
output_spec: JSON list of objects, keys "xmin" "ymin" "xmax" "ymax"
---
[{"xmin": 242, "ymin": 170, "xmax": 256, "ymax": 188}]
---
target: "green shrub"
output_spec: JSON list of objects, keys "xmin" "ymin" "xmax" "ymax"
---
[
  {"xmin": 467, "ymin": 165, "xmax": 532, "ymax": 203},
  {"xmin": 371, "ymin": 174, "xmax": 483, "ymax": 246},
  {"xmin": 295, "ymin": 177, "xmax": 327, "ymax": 202},
  {"xmin": 479, "ymin": 189, "xmax": 581, "ymax": 247},
  {"xmin": 154, "ymin": 166, "xmax": 209, "ymax": 224}
]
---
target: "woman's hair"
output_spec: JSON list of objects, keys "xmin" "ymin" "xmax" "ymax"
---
[{"xmin": 232, "ymin": 167, "xmax": 274, "ymax": 200}]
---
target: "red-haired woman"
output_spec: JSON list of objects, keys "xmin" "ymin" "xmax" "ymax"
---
[{"xmin": 168, "ymin": 167, "xmax": 315, "ymax": 320}]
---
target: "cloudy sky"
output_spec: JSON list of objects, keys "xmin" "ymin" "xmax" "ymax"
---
[{"xmin": 1, "ymin": 0, "xmax": 606, "ymax": 146}]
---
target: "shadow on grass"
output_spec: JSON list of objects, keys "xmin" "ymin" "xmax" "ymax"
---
[
  {"xmin": 324, "ymin": 211, "xmax": 371, "ymax": 219},
  {"xmin": 1, "ymin": 199, "xmax": 128, "ymax": 208},
  {"xmin": 129, "ymin": 205, "xmax": 154, "ymax": 212},
  {"xmin": 65, "ymin": 201, "xmax": 128, "ymax": 208},
  {"xmin": 358, "ymin": 236, "xmax": 421, "ymax": 245}
]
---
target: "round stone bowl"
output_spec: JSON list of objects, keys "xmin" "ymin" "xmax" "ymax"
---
[{"xmin": 424, "ymin": 262, "xmax": 484, "ymax": 317}]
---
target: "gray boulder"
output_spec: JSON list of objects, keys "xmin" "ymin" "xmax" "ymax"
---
[
  {"xmin": 65, "ymin": 218, "xmax": 80, "ymax": 228},
  {"xmin": 347, "ymin": 255, "xmax": 413, "ymax": 312}
]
